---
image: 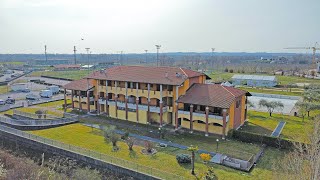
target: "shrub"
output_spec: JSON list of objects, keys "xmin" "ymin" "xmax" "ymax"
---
[
  {"xmin": 200, "ymin": 153, "xmax": 211, "ymax": 162},
  {"xmin": 224, "ymin": 68, "xmax": 228, "ymax": 72},
  {"xmin": 121, "ymin": 132, "xmax": 129, "ymax": 140},
  {"xmin": 202, "ymin": 167, "xmax": 218, "ymax": 180},
  {"xmin": 144, "ymin": 141, "xmax": 154, "ymax": 153},
  {"xmin": 176, "ymin": 154, "xmax": 191, "ymax": 164},
  {"xmin": 229, "ymin": 69, "xmax": 234, "ymax": 73}
]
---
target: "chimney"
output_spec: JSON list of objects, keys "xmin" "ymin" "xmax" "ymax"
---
[{"xmin": 165, "ymin": 72, "xmax": 168, "ymax": 78}]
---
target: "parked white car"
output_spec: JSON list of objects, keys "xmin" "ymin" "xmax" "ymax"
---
[{"xmin": 0, "ymin": 99, "xmax": 5, "ymax": 105}]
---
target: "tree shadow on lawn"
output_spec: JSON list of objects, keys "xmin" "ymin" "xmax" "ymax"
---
[
  {"xmin": 129, "ymin": 150, "xmax": 138, "ymax": 159},
  {"xmin": 249, "ymin": 115, "xmax": 268, "ymax": 120}
]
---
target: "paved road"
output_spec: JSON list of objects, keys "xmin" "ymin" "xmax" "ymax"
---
[{"xmin": 271, "ymin": 121, "xmax": 286, "ymax": 137}]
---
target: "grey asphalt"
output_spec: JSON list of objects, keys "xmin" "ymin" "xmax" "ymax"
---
[
  {"xmin": 83, "ymin": 123, "xmax": 217, "ymax": 157},
  {"xmin": 271, "ymin": 121, "xmax": 286, "ymax": 137}
]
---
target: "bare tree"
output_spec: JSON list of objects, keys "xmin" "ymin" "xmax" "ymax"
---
[{"xmin": 273, "ymin": 117, "xmax": 320, "ymax": 180}]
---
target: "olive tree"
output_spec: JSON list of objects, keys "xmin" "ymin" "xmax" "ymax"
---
[{"xmin": 258, "ymin": 99, "xmax": 284, "ymax": 116}]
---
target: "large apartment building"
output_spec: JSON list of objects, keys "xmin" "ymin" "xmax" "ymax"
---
[{"xmin": 63, "ymin": 66, "xmax": 250, "ymax": 137}]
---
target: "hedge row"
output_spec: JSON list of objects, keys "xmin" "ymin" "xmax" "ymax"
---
[{"xmin": 229, "ymin": 130, "xmax": 296, "ymax": 149}]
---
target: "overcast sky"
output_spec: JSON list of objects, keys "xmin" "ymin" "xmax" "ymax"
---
[{"xmin": 0, "ymin": 0, "xmax": 319, "ymax": 54}]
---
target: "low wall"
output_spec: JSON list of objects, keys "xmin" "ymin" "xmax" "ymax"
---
[
  {"xmin": 41, "ymin": 75, "xmax": 73, "ymax": 81},
  {"xmin": 251, "ymin": 93, "xmax": 300, "ymax": 100},
  {"xmin": 0, "ymin": 125, "xmax": 161, "ymax": 180}
]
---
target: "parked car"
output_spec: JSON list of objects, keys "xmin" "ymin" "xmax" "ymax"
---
[
  {"xmin": 0, "ymin": 99, "xmax": 5, "ymax": 105},
  {"xmin": 5, "ymin": 97, "xmax": 15, "ymax": 104},
  {"xmin": 26, "ymin": 94, "xmax": 39, "ymax": 100},
  {"xmin": 21, "ymin": 88, "xmax": 31, "ymax": 93},
  {"xmin": 40, "ymin": 90, "xmax": 53, "ymax": 98}
]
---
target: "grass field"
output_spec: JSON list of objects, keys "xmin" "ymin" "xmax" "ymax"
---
[
  {"xmin": 29, "ymin": 70, "xmax": 93, "ymax": 80},
  {"xmin": 30, "ymin": 123, "xmax": 284, "ymax": 179},
  {"xmin": 240, "ymin": 111, "xmax": 313, "ymax": 143},
  {"xmin": 0, "ymin": 85, "xmax": 10, "ymax": 94},
  {"xmin": 239, "ymin": 87, "xmax": 302, "ymax": 96},
  {"xmin": 209, "ymin": 72, "xmax": 320, "ymax": 85}
]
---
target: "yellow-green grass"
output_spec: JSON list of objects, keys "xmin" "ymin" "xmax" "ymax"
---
[
  {"xmin": 0, "ymin": 61, "xmax": 24, "ymax": 65},
  {"xmin": 29, "ymin": 124, "xmax": 284, "ymax": 179},
  {"xmin": 239, "ymin": 87, "xmax": 302, "ymax": 96},
  {"xmin": 29, "ymin": 70, "xmax": 93, "ymax": 80},
  {"xmin": 209, "ymin": 72, "xmax": 235, "ymax": 82},
  {"xmin": 240, "ymin": 111, "xmax": 313, "ymax": 143},
  {"xmin": 7, "ymin": 107, "xmax": 64, "ymax": 118},
  {"xmin": 0, "ymin": 85, "xmax": 10, "ymax": 94},
  {"xmin": 36, "ymin": 100, "xmax": 70, "ymax": 108}
]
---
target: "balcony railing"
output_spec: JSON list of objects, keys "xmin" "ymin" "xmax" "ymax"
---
[
  {"xmin": 178, "ymin": 110, "xmax": 229, "ymax": 122},
  {"xmin": 103, "ymin": 86, "xmax": 173, "ymax": 98},
  {"xmin": 101, "ymin": 100, "xmax": 167, "ymax": 113}
]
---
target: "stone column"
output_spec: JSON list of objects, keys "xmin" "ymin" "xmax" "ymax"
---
[
  {"xmin": 159, "ymin": 84, "xmax": 163, "ymax": 127},
  {"xmin": 71, "ymin": 90, "xmax": 74, "ymax": 108},
  {"xmin": 189, "ymin": 104, "xmax": 193, "ymax": 133},
  {"xmin": 205, "ymin": 106, "xmax": 209, "ymax": 136},
  {"xmin": 125, "ymin": 82, "xmax": 128, "ymax": 120},
  {"xmin": 147, "ymin": 83, "xmax": 150, "ymax": 123},
  {"xmin": 136, "ymin": 83, "xmax": 139, "ymax": 122},
  {"xmin": 175, "ymin": 103, "xmax": 179, "ymax": 130},
  {"xmin": 97, "ymin": 94, "xmax": 100, "ymax": 115},
  {"xmin": 115, "ymin": 81, "xmax": 118, "ymax": 118},
  {"xmin": 63, "ymin": 88, "xmax": 67, "ymax": 112},
  {"xmin": 79, "ymin": 91, "xmax": 82, "ymax": 111},
  {"xmin": 87, "ymin": 91, "xmax": 90, "ymax": 112},
  {"xmin": 106, "ymin": 80, "xmax": 109, "ymax": 116},
  {"xmin": 222, "ymin": 109, "xmax": 227, "ymax": 140},
  {"xmin": 175, "ymin": 86, "xmax": 179, "ymax": 130}
]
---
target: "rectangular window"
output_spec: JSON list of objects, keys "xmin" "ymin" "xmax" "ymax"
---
[{"xmin": 236, "ymin": 100, "xmax": 241, "ymax": 108}]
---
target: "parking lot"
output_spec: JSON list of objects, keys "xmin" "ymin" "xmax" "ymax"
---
[{"xmin": 0, "ymin": 74, "xmax": 66, "ymax": 109}]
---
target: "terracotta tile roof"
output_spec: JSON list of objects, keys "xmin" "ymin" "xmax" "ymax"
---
[
  {"xmin": 54, "ymin": 64, "xmax": 81, "ymax": 69},
  {"xmin": 86, "ymin": 66, "xmax": 208, "ymax": 85},
  {"xmin": 63, "ymin": 79, "xmax": 94, "ymax": 91},
  {"xmin": 177, "ymin": 84, "xmax": 248, "ymax": 108}
]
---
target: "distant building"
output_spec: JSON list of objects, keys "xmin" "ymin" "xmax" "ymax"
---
[
  {"xmin": 232, "ymin": 74, "xmax": 277, "ymax": 87},
  {"xmin": 54, "ymin": 64, "xmax": 81, "ymax": 71},
  {"xmin": 30, "ymin": 59, "xmax": 71, "ymax": 66}
]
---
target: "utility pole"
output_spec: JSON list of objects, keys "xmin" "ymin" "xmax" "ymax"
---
[
  {"xmin": 73, "ymin": 46, "xmax": 77, "ymax": 64},
  {"xmin": 211, "ymin": 48, "xmax": 215, "ymax": 67},
  {"xmin": 155, "ymin": 45, "xmax": 161, "ymax": 66},
  {"xmin": 44, "ymin": 45, "xmax": 48, "ymax": 61},
  {"xmin": 144, "ymin": 50, "xmax": 148, "ymax": 64},
  {"xmin": 85, "ymin": 48, "xmax": 90, "ymax": 72}
]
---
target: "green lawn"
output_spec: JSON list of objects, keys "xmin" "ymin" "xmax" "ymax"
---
[
  {"xmin": 240, "ymin": 111, "xmax": 313, "ymax": 143},
  {"xmin": 28, "ymin": 70, "xmax": 93, "ymax": 80},
  {"xmin": 209, "ymin": 72, "xmax": 320, "ymax": 86},
  {"xmin": 29, "ymin": 123, "xmax": 284, "ymax": 180},
  {"xmin": 0, "ymin": 85, "xmax": 10, "ymax": 94},
  {"xmin": 239, "ymin": 87, "xmax": 302, "ymax": 96}
]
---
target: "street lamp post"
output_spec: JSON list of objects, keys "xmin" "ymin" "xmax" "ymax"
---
[
  {"xmin": 216, "ymin": 139, "xmax": 219, "ymax": 152},
  {"xmin": 158, "ymin": 127, "xmax": 162, "ymax": 139}
]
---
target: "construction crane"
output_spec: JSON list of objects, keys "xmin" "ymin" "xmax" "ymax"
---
[{"xmin": 284, "ymin": 42, "xmax": 320, "ymax": 69}]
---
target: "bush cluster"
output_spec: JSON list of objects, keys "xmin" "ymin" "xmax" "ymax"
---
[{"xmin": 176, "ymin": 154, "xmax": 191, "ymax": 164}]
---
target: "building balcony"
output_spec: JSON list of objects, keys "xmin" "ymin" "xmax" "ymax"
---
[
  {"xmin": 105, "ymin": 100, "xmax": 168, "ymax": 113},
  {"xmin": 103, "ymin": 86, "xmax": 173, "ymax": 99},
  {"xmin": 178, "ymin": 110, "xmax": 229, "ymax": 122}
]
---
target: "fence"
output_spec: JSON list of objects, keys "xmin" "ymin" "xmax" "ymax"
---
[
  {"xmin": 251, "ymin": 93, "xmax": 301, "ymax": 100},
  {"xmin": 0, "ymin": 124, "xmax": 183, "ymax": 180},
  {"xmin": 0, "ymin": 116, "xmax": 78, "ymax": 127},
  {"xmin": 13, "ymin": 110, "xmax": 60, "ymax": 120}
]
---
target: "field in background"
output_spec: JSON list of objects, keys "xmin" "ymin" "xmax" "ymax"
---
[
  {"xmin": 209, "ymin": 72, "xmax": 320, "ymax": 85},
  {"xmin": 29, "ymin": 70, "xmax": 93, "ymax": 80}
]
